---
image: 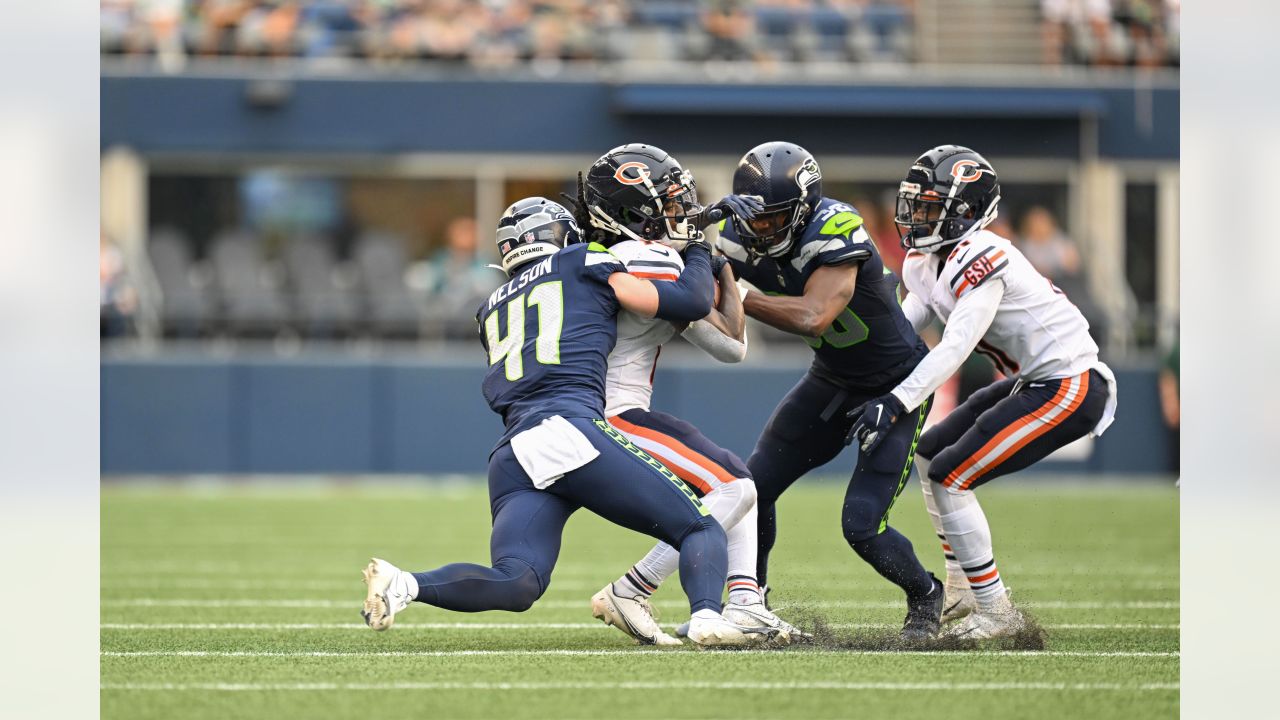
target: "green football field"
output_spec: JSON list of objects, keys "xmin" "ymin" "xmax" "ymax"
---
[{"xmin": 102, "ymin": 478, "xmax": 1179, "ymax": 719}]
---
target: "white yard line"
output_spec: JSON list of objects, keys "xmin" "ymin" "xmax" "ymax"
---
[
  {"xmin": 100, "ymin": 622, "xmax": 1179, "ymax": 631},
  {"xmin": 100, "ymin": 565, "xmax": 1180, "ymax": 578},
  {"xmin": 99, "ymin": 598, "xmax": 1181, "ymax": 610},
  {"xmin": 100, "ymin": 680, "xmax": 1179, "ymax": 692},
  {"xmin": 98, "ymin": 578, "xmax": 1181, "ymax": 592},
  {"xmin": 101, "ymin": 649, "xmax": 1178, "ymax": 658}
]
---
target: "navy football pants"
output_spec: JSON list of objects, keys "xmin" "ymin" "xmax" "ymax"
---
[
  {"xmin": 412, "ymin": 416, "xmax": 727, "ymax": 614},
  {"xmin": 918, "ymin": 369, "xmax": 1107, "ymax": 491},
  {"xmin": 748, "ymin": 372, "xmax": 935, "ymax": 598}
]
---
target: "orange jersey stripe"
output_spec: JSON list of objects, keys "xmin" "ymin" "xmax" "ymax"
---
[
  {"xmin": 607, "ymin": 415, "xmax": 738, "ymax": 487},
  {"xmin": 630, "ymin": 271, "xmax": 678, "ymax": 281},
  {"xmin": 944, "ymin": 379, "xmax": 1073, "ymax": 488},
  {"xmin": 957, "ymin": 373, "xmax": 1089, "ymax": 491},
  {"xmin": 639, "ymin": 446, "xmax": 714, "ymax": 495}
]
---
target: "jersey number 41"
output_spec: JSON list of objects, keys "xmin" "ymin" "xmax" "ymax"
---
[{"xmin": 485, "ymin": 282, "xmax": 564, "ymax": 381}]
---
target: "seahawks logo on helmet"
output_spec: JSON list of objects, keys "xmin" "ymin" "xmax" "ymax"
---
[{"xmin": 795, "ymin": 158, "xmax": 821, "ymax": 190}]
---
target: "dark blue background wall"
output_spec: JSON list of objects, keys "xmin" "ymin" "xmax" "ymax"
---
[
  {"xmin": 101, "ymin": 71, "xmax": 1178, "ymax": 161},
  {"xmin": 101, "ymin": 356, "xmax": 1172, "ymax": 475}
]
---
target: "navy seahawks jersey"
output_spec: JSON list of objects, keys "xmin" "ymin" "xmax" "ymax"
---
[
  {"xmin": 717, "ymin": 197, "xmax": 928, "ymax": 392},
  {"xmin": 478, "ymin": 242, "xmax": 625, "ymax": 447}
]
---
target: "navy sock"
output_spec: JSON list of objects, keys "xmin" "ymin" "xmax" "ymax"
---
[
  {"xmin": 850, "ymin": 527, "xmax": 936, "ymax": 599},
  {"xmin": 676, "ymin": 517, "xmax": 728, "ymax": 615}
]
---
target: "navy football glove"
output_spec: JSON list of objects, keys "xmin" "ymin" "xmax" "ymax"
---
[
  {"xmin": 845, "ymin": 393, "xmax": 906, "ymax": 455},
  {"xmin": 698, "ymin": 194, "xmax": 765, "ymax": 229},
  {"xmin": 710, "ymin": 253, "xmax": 728, "ymax": 277}
]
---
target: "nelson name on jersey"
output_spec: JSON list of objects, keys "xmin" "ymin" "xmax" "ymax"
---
[{"xmin": 486, "ymin": 255, "xmax": 556, "ymax": 312}]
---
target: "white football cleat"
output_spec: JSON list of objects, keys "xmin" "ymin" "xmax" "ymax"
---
[
  {"xmin": 361, "ymin": 557, "xmax": 415, "ymax": 631},
  {"xmin": 941, "ymin": 574, "xmax": 976, "ymax": 624},
  {"xmin": 686, "ymin": 611, "xmax": 776, "ymax": 648},
  {"xmin": 591, "ymin": 583, "xmax": 682, "ymax": 646},
  {"xmin": 723, "ymin": 601, "xmax": 808, "ymax": 645},
  {"xmin": 942, "ymin": 592, "xmax": 1025, "ymax": 640}
]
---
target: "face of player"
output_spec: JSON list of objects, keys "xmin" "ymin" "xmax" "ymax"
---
[
  {"xmin": 747, "ymin": 208, "xmax": 790, "ymax": 238},
  {"xmin": 896, "ymin": 193, "xmax": 945, "ymax": 242},
  {"xmin": 660, "ymin": 191, "xmax": 700, "ymax": 241}
]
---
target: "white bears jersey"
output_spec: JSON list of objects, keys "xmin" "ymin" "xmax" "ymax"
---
[
  {"xmin": 899, "ymin": 229, "xmax": 1099, "ymax": 385},
  {"xmin": 604, "ymin": 240, "xmax": 685, "ymax": 416}
]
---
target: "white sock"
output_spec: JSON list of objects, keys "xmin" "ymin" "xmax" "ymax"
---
[
  {"xmin": 630, "ymin": 479, "xmax": 757, "ymax": 596},
  {"xmin": 918, "ymin": 459, "xmax": 964, "ymax": 582},
  {"xmin": 396, "ymin": 569, "xmax": 418, "ymax": 602},
  {"xmin": 726, "ymin": 500, "xmax": 762, "ymax": 605},
  {"xmin": 615, "ymin": 566, "xmax": 659, "ymax": 599},
  {"xmin": 932, "ymin": 484, "xmax": 1007, "ymax": 610}
]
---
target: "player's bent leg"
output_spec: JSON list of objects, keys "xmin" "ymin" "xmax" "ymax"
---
[
  {"xmin": 924, "ymin": 372, "xmax": 1106, "ymax": 639},
  {"xmin": 918, "ymin": 467, "xmax": 975, "ymax": 624},
  {"xmin": 365, "ymin": 447, "xmax": 576, "ymax": 629},
  {"xmin": 565, "ymin": 418, "xmax": 774, "ymax": 646},
  {"xmin": 916, "ymin": 377, "xmax": 1014, "ymax": 622},
  {"xmin": 840, "ymin": 397, "xmax": 943, "ymax": 639},
  {"xmin": 747, "ymin": 373, "xmax": 848, "ymax": 590},
  {"xmin": 595, "ymin": 410, "xmax": 764, "ymax": 644}
]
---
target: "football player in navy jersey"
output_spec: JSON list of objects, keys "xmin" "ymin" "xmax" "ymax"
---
[
  {"xmin": 360, "ymin": 197, "xmax": 771, "ymax": 647},
  {"xmin": 715, "ymin": 142, "xmax": 944, "ymax": 640}
]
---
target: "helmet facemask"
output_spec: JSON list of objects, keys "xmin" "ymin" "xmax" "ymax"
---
[
  {"xmin": 733, "ymin": 198, "xmax": 804, "ymax": 258},
  {"xmin": 895, "ymin": 181, "xmax": 1000, "ymax": 253}
]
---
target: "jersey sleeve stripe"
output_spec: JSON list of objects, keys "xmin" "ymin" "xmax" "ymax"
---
[
  {"xmin": 949, "ymin": 246, "xmax": 996, "ymax": 288},
  {"xmin": 585, "ymin": 252, "xmax": 624, "ymax": 267},
  {"xmin": 630, "ymin": 271, "xmax": 679, "ymax": 281},
  {"xmin": 626, "ymin": 259, "xmax": 683, "ymax": 271}
]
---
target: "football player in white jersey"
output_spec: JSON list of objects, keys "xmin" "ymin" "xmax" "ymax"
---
[
  {"xmin": 846, "ymin": 145, "xmax": 1119, "ymax": 640},
  {"xmin": 575, "ymin": 144, "xmax": 803, "ymax": 645}
]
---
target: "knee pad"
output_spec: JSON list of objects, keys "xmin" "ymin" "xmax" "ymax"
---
[
  {"xmin": 841, "ymin": 494, "xmax": 882, "ymax": 544},
  {"xmin": 703, "ymin": 479, "xmax": 756, "ymax": 532},
  {"xmin": 926, "ymin": 448, "xmax": 964, "ymax": 484},
  {"xmin": 493, "ymin": 558, "xmax": 544, "ymax": 612},
  {"xmin": 737, "ymin": 478, "xmax": 758, "ymax": 510},
  {"xmin": 915, "ymin": 428, "xmax": 941, "ymax": 461}
]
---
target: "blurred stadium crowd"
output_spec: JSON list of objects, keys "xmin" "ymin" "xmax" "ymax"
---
[{"xmin": 101, "ymin": 0, "xmax": 1179, "ymax": 70}]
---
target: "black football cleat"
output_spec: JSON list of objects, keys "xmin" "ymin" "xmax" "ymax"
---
[{"xmin": 900, "ymin": 574, "xmax": 944, "ymax": 641}]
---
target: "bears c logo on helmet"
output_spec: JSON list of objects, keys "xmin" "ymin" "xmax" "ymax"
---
[
  {"xmin": 950, "ymin": 159, "xmax": 992, "ymax": 184},
  {"xmin": 614, "ymin": 161, "xmax": 651, "ymax": 186}
]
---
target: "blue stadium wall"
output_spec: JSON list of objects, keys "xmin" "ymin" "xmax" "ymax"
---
[
  {"xmin": 100, "ymin": 71, "xmax": 1178, "ymax": 160},
  {"xmin": 101, "ymin": 357, "xmax": 1172, "ymax": 475}
]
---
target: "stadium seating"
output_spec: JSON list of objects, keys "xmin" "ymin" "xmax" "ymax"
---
[
  {"xmin": 353, "ymin": 231, "xmax": 423, "ymax": 339},
  {"xmin": 210, "ymin": 230, "xmax": 292, "ymax": 337},
  {"xmin": 147, "ymin": 228, "xmax": 214, "ymax": 337}
]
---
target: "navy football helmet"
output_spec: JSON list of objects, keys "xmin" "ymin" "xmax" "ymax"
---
[
  {"xmin": 583, "ymin": 143, "xmax": 701, "ymax": 247},
  {"xmin": 895, "ymin": 145, "xmax": 1001, "ymax": 253},
  {"xmin": 730, "ymin": 141, "xmax": 823, "ymax": 258},
  {"xmin": 494, "ymin": 197, "xmax": 582, "ymax": 276}
]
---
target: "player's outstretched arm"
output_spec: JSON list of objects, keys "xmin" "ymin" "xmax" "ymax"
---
[
  {"xmin": 846, "ymin": 280, "xmax": 1003, "ymax": 454},
  {"xmin": 610, "ymin": 243, "xmax": 714, "ymax": 322},
  {"xmin": 900, "ymin": 292, "xmax": 935, "ymax": 334},
  {"xmin": 742, "ymin": 263, "xmax": 858, "ymax": 338},
  {"xmin": 890, "ymin": 279, "xmax": 1004, "ymax": 412},
  {"xmin": 682, "ymin": 261, "xmax": 748, "ymax": 362}
]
